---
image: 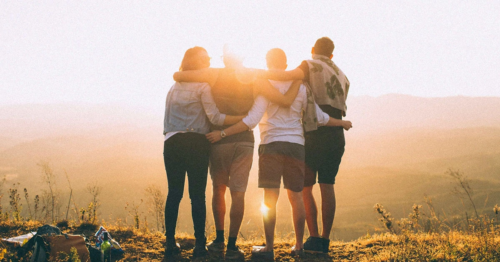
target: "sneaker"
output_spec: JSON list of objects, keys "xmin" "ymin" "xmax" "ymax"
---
[
  {"xmin": 322, "ymin": 238, "xmax": 330, "ymax": 254},
  {"xmin": 207, "ymin": 240, "xmax": 225, "ymax": 253},
  {"xmin": 193, "ymin": 238, "xmax": 208, "ymax": 258},
  {"xmin": 225, "ymin": 246, "xmax": 245, "ymax": 260},
  {"xmin": 303, "ymin": 236, "xmax": 323, "ymax": 254},
  {"xmin": 251, "ymin": 246, "xmax": 274, "ymax": 261},
  {"xmin": 165, "ymin": 240, "xmax": 181, "ymax": 258},
  {"xmin": 193, "ymin": 244, "xmax": 208, "ymax": 258},
  {"xmin": 290, "ymin": 246, "xmax": 304, "ymax": 257}
]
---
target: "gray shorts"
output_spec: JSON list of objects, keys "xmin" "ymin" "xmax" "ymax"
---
[
  {"xmin": 209, "ymin": 142, "xmax": 254, "ymax": 192},
  {"xmin": 258, "ymin": 142, "xmax": 305, "ymax": 192}
]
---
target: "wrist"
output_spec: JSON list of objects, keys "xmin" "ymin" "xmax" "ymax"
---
[{"xmin": 220, "ymin": 130, "xmax": 227, "ymax": 138}]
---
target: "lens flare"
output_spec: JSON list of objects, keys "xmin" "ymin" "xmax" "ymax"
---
[{"xmin": 260, "ymin": 202, "xmax": 269, "ymax": 216}]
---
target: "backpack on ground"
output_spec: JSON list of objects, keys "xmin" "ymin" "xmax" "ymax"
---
[
  {"xmin": 30, "ymin": 234, "xmax": 91, "ymax": 262},
  {"xmin": 18, "ymin": 224, "xmax": 91, "ymax": 262}
]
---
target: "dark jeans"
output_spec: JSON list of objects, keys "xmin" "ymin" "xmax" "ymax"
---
[{"xmin": 163, "ymin": 132, "xmax": 210, "ymax": 240}]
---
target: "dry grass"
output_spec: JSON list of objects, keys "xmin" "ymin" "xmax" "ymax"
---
[
  {"xmin": 1, "ymin": 221, "xmax": 499, "ymax": 261},
  {"xmin": 0, "ymin": 169, "xmax": 498, "ymax": 261}
]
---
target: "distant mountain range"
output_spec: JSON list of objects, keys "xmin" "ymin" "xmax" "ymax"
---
[
  {"xmin": 347, "ymin": 94, "xmax": 500, "ymax": 133},
  {"xmin": 2, "ymin": 94, "xmax": 499, "ymax": 140}
]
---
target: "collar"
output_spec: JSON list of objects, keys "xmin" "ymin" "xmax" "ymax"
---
[{"xmin": 312, "ymin": 54, "xmax": 331, "ymax": 60}]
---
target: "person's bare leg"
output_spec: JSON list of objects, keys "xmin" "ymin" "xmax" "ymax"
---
[
  {"xmin": 302, "ymin": 185, "xmax": 320, "ymax": 237},
  {"xmin": 287, "ymin": 189, "xmax": 306, "ymax": 249},
  {"xmin": 212, "ymin": 185, "xmax": 227, "ymax": 231},
  {"xmin": 319, "ymin": 183, "xmax": 336, "ymax": 239},
  {"xmin": 229, "ymin": 190, "xmax": 245, "ymax": 238},
  {"xmin": 262, "ymin": 188, "xmax": 279, "ymax": 252}
]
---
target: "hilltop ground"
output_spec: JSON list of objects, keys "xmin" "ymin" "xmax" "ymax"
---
[{"xmin": 1, "ymin": 221, "xmax": 499, "ymax": 261}]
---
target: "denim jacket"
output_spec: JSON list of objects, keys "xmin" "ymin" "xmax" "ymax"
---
[{"xmin": 163, "ymin": 82, "xmax": 226, "ymax": 135}]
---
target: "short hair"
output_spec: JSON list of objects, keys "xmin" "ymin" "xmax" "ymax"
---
[
  {"xmin": 179, "ymin": 46, "xmax": 208, "ymax": 71},
  {"xmin": 266, "ymin": 48, "xmax": 287, "ymax": 69},
  {"xmin": 314, "ymin": 37, "xmax": 335, "ymax": 56}
]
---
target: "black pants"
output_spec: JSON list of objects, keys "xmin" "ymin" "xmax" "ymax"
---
[{"xmin": 163, "ymin": 132, "xmax": 210, "ymax": 240}]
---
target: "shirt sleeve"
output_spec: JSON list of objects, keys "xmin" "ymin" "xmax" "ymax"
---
[
  {"xmin": 297, "ymin": 60, "xmax": 310, "ymax": 82},
  {"xmin": 200, "ymin": 84, "xmax": 226, "ymax": 126},
  {"xmin": 242, "ymin": 96, "xmax": 268, "ymax": 129},
  {"xmin": 315, "ymin": 102, "xmax": 331, "ymax": 126}
]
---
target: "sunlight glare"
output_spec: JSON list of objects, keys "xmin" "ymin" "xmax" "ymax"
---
[{"xmin": 260, "ymin": 202, "xmax": 269, "ymax": 216}]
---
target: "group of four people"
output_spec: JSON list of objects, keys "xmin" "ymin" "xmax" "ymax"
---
[{"xmin": 162, "ymin": 37, "xmax": 352, "ymax": 260}]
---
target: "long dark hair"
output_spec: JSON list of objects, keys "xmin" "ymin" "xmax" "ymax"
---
[{"xmin": 179, "ymin": 46, "xmax": 208, "ymax": 71}]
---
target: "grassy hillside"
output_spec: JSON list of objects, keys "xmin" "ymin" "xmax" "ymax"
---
[
  {"xmin": 1, "ymin": 218, "xmax": 499, "ymax": 261},
  {"xmin": 1, "ymin": 126, "xmax": 499, "ymax": 241}
]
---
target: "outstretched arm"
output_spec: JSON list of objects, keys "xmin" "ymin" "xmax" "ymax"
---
[
  {"xmin": 206, "ymin": 96, "xmax": 267, "ymax": 143},
  {"xmin": 223, "ymin": 115, "xmax": 245, "ymax": 125},
  {"xmin": 206, "ymin": 121, "xmax": 250, "ymax": 143},
  {"xmin": 173, "ymin": 68, "xmax": 219, "ymax": 86},
  {"xmin": 255, "ymin": 68, "xmax": 305, "ymax": 81},
  {"xmin": 326, "ymin": 118, "xmax": 352, "ymax": 130},
  {"xmin": 254, "ymin": 79, "xmax": 301, "ymax": 107},
  {"xmin": 315, "ymin": 102, "xmax": 353, "ymax": 130}
]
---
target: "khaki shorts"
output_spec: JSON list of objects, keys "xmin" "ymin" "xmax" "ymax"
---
[{"xmin": 209, "ymin": 142, "xmax": 254, "ymax": 192}]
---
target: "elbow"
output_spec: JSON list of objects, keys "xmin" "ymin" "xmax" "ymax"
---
[
  {"xmin": 173, "ymin": 72, "xmax": 180, "ymax": 81},
  {"xmin": 206, "ymin": 114, "xmax": 221, "ymax": 126},
  {"xmin": 216, "ymin": 115, "xmax": 226, "ymax": 126}
]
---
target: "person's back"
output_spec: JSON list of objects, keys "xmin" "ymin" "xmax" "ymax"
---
[
  {"xmin": 211, "ymin": 67, "xmax": 254, "ymax": 115},
  {"xmin": 303, "ymin": 55, "xmax": 349, "ymax": 114},
  {"xmin": 251, "ymin": 48, "xmax": 310, "ymax": 259},
  {"xmin": 204, "ymin": 51, "xmax": 257, "ymax": 260},
  {"xmin": 210, "ymin": 64, "xmax": 255, "ymax": 145},
  {"xmin": 258, "ymin": 80, "xmax": 306, "ymax": 145},
  {"xmin": 254, "ymin": 39, "xmax": 353, "ymax": 254},
  {"xmin": 164, "ymin": 82, "xmax": 225, "ymax": 135}
]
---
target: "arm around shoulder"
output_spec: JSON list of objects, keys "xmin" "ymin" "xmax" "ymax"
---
[
  {"xmin": 326, "ymin": 118, "xmax": 352, "ymax": 130},
  {"xmin": 255, "ymin": 79, "xmax": 301, "ymax": 107},
  {"xmin": 173, "ymin": 68, "xmax": 219, "ymax": 86},
  {"xmin": 261, "ymin": 68, "xmax": 305, "ymax": 81}
]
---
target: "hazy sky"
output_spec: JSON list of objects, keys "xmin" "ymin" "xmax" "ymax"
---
[{"xmin": 1, "ymin": 1, "xmax": 499, "ymax": 107}]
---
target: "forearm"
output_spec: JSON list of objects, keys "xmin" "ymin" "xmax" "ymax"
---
[
  {"xmin": 173, "ymin": 68, "xmax": 218, "ymax": 86},
  {"xmin": 326, "ymin": 117, "xmax": 344, "ymax": 127},
  {"xmin": 260, "ymin": 68, "xmax": 304, "ymax": 81},
  {"xmin": 325, "ymin": 117, "xmax": 352, "ymax": 130},
  {"xmin": 223, "ymin": 115, "xmax": 245, "ymax": 125},
  {"xmin": 206, "ymin": 121, "xmax": 251, "ymax": 143},
  {"xmin": 223, "ymin": 121, "xmax": 250, "ymax": 137},
  {"xmin": 256, "ymin": 79, "xmax": 301, "ymax": 107}
]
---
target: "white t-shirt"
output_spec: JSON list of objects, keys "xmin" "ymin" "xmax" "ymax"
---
[{"xmin": 242, "ymin": 81, "xmax": 330, "ymax": 145}]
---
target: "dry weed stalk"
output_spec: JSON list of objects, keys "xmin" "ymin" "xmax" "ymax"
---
[
  {"xmin": 64, "ymin": 170, "xmax": 80, "ymax": 221},
  {"xmin": 374, "ymin": 203, "xmax": 396, "ymax": 234},
  {"xmin": 38, "ymin": 161, "xmax": 61, "ymax": 222},
  {"xmin": 447, "ymin": 169, "xmax": 479, "ymax": 219},
  {"xmin": 125, "ymin": 199, "xmax": 144, "ymax": 230},
  {"xmin": 8, "ymin": 183, "xmax": 22, "ymax": 222},
  {"xmin": 86, "ymin": 182, "xmax": 102, "ymax": 224},
  {"xmin": 144, "ymin": 185, "xmax": 165, "ymax": 232},
  {"xmin": 23, "ymin": 188, "xmax": 32, "ymax": 220}
]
